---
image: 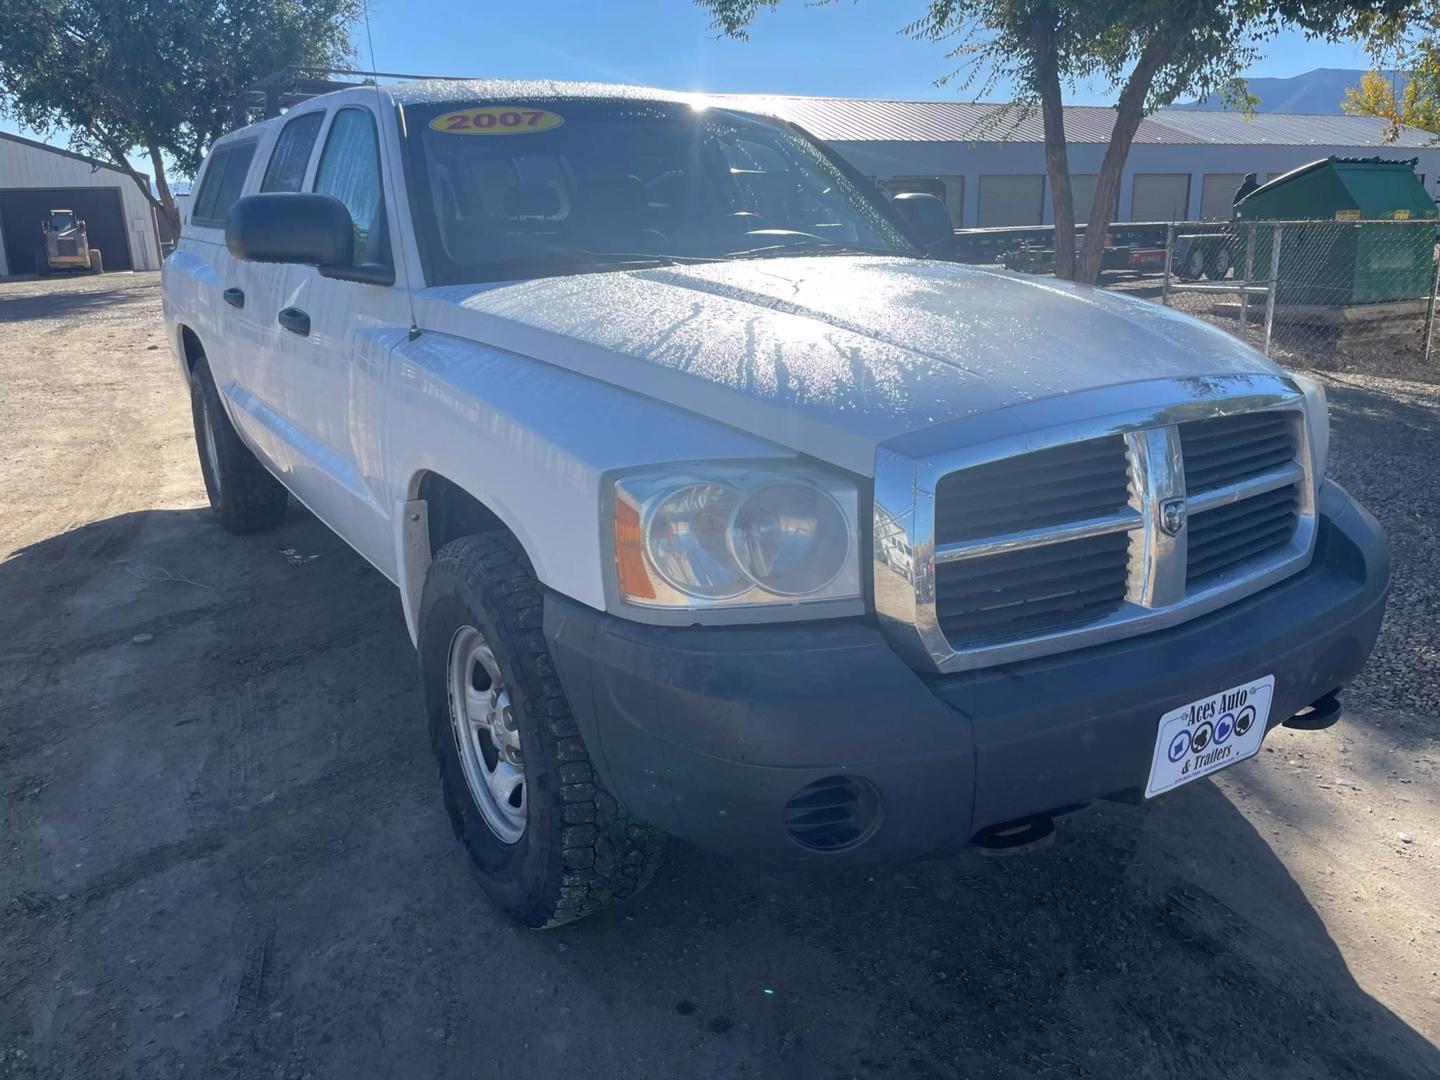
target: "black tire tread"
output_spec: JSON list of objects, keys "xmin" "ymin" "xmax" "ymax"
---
[
  {"xmin": 428, "ymin": 531, "xmax": 665, "ymax": 928},
  {"xmin": 189, "ymin": 356, "xmax": 288, "ymax": 533}
]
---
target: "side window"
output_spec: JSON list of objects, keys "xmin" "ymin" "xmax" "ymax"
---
[
  {"xmin": 312, "ymin": 108, "xmax": 390, "ymax": 267},
  {"xmin": 260, "ymin": 112, "xmax": 324, "ymax": 193},
  {"xmin": 190, "ymin": 143, "xmax": 257, "ymax": 228}
]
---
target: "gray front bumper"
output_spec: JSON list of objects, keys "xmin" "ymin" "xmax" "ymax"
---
[{"xmin": 544, "ymin": 481, "xmax": 1389, "ymax": 864}]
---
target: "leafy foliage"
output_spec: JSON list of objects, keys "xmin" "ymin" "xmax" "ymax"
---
[
  {"xmin": 1343, "ymin": 8, "xmax": 1440, "ymax": 139},
  {"xmin": 0, "ymin": 0, "xmax": 359, "ymax": 230}
]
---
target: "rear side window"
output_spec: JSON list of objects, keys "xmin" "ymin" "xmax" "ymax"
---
[
  {"xmin": 312, "ymin": 108, "xmax": 390, "ymax": 267},
  {"xmin": 191, "ymin": 142, "xmax": 257, "ymax": 228},
  {"xmin": 260, "ymin": 112, "xmax": 324, "ymax": 193}
]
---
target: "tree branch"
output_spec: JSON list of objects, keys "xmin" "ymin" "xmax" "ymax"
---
[{"xmin": 84, "ymin": 121, "xmax": 163, "ymax": 215}]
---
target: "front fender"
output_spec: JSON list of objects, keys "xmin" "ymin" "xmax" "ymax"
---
[{"xmin": 385, "ymin": 330, "xmax": 790, "ymax": 641}]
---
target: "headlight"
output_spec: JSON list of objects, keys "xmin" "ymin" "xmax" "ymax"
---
[
  {"xmin": 1290, "ymin": 372, "xmax": 1330, "ymax": 478},
  {"xmin": 730, "ymin": 481, "xmax": 850, "ymax": 595},
  {"xmin": 610, "ymin": 463, "xmax": 862, "ymax": 617},
  {"xmin": 647, "ymin": 482, "xmax": 749, "ymax": 599}
]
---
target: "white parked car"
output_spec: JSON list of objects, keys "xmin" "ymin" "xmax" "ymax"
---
[{"xmin": 162, "ymin": 80, "xmax": 1389, "ymax": 927}]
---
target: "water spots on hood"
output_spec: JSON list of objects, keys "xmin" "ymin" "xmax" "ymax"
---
[{"xmin": 422, "ymin": 255, "xmax": 1281, "ymax": 468}]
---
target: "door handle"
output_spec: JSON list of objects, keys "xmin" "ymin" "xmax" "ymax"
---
[
  {"xmin": 277, "ymin": 307, "xmax": 310, "ymax": 337},
  {"xmin": 222, "ymin": 287, "xmax": 245, "ymax": 309}
]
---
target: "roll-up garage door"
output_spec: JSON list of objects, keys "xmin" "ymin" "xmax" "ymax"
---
[
  {"xmin": 1199, "ymin": 173, "xmax": 1247, "ymax": 220},
  {"xmin": 977, "ymin": 174, "xmax": 1044, "ymax": 226},
  {"xmin": 0, "ymin": 187, "xmax": 132, "ymax": 274},
  {"xmin": 1130, "ymin": 174, "xmax": 1191, "ymax": 223},
  {"xmin": 1069, "ymin": 174, "xmax": 1100, "ymax": 224}
]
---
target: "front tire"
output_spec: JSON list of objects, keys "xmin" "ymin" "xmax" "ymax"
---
[
  {"xmin": 88, "ymin": 249, "xmax": 103, "ymax": 274},
  {"xmin": 189, "ymin": 356, "xmax": 288, "ymax": 533},
  {"xmin": 419, "ymin": 532, "xmax": 665, "ymax": 927}
]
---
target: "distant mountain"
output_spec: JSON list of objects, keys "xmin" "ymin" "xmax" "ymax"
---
[{"xmin": 1171, "ymin": 67, "xmax": 1405, "ymax": 115}]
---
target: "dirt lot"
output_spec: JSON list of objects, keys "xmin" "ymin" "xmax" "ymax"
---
[{"xmin": 2, "ymin": 272, "xmax": 1438, "ymax": 1079}]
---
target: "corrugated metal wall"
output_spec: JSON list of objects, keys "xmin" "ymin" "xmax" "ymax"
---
[{"xmin": 0, "ymin": 135, "xmax": 161, "ymax": 276}]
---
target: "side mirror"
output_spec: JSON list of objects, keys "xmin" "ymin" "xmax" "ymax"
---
[
  {"xmin": 891, "ymin": 192, "xmax": 954, "ymax": 257},
  {"xmin": 226, "ymin": 193, "xmax": 354, "ymax": 266},
  {"xmin": 227, "ymin": 193, "xmax": 394, "ymax": 285}
]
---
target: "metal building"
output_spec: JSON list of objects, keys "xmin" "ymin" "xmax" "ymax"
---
[
  {"xmin": 727, "ymin": 96, "xmax": 1440, "ymax": 228},
  {"xmin": 0, "ymin": 131, "xmax": 163, "ymax": 276}
]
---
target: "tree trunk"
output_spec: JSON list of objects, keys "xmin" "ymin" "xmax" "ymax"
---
[
  {"xmin": 87, "ymin": 124, "xmax": 177, "ymax": 241},
  {"xmin": 147, "ymin": 144, "xmax": 181, "ymax": 240},
  {"xmin": 1032, "ymin": 8, "xmax": 1076, "ymax": 281},
  {"xmin": 1076, "ymin": 39, "xmax": 1171, "ymax": 284}
]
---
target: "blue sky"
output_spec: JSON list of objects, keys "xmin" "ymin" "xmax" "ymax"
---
[
  {"xmin": 2, "ymin": 0, "xmax": 1375, "ymax": 180},
  {"xmin": 354, "ymin": 1, "xmax": 1371, "ymax": 100}
]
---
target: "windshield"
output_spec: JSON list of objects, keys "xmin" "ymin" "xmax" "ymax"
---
[
  {"xmin": 49, "ymin": 212, "xmax": 76, "ymax": 231},
  {"xmin": 402, "ymin": 98, "xmax": 919, "ymax": 285}
]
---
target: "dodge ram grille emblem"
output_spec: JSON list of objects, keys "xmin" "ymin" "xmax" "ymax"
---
[{"xmin": 1160, "ymin": 498, "xmax": 1187, "ymax": 537}]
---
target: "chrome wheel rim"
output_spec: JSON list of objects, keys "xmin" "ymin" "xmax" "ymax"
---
[
  {"xmin": 447, "ymin": 625, "xmax": 526, "ymax": 844},
  {"xmin": 200, "ymin": 397, "xmax": 222, "ymax": 498}
]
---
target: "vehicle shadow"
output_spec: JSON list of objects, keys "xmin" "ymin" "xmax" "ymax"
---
[
  {"xmin": 0, "ymin": 277, "xmax": 155, "ymax": 322},
  {"xmin": 2, "ymin": 504, "xmax": 1436, "ymax": 1080}
]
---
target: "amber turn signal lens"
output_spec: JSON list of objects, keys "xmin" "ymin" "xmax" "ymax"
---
[{"xmin": 614, "ymin": 497, "xmax": 655, "ymax": 600}]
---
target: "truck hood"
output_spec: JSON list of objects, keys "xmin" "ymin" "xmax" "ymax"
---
[{"xmin": 416, "ymin": 256, "xmax": 1285, "ymax": 476}]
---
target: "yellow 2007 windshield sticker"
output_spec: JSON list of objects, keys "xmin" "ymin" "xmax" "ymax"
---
[{"xmin": 430, "ymin": 107, "xmax": 564, "ymax": 135}]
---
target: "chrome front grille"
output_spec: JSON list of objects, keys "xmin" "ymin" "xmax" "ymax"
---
[
  {"xmin": 1187, "ymin": 484, "xmax": 1300, "ymax": 585},
  {"xmin": 872, "ymin": 376, "xmax": 1317, "ymax": 673},
  {"xmin": 934, "ymin": 436, "xmax": 1131, "ymax": 543},
  {"xmin": 936, "ymin": 532, "xmax": 1130, "ymax": 646},
  {"xmin": 933, "ymin": 437, "xmax": 1132, "ymax": 645},
  {"xmin": 1179, "ymin": 411, "xmax": 1297, "ymax": 492}
]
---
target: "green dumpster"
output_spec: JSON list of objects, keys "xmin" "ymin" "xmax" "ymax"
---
[{"xmin": 1235, "ymin": 156, "xmax": 1437, "ymax": 305}]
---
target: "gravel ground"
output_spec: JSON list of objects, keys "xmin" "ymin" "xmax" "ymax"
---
[
  {"xmin": 2, "ymin": 272, "xmax": 1438, "ymax": 1079},
  {"xmin": 1323, "ymin": 370, "xmax": 1440, "ymax": 713}
]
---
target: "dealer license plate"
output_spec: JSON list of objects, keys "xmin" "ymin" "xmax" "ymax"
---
[{"xmin": 1145, "ymin": 675, "xmax": 1275, "ymax": 798}]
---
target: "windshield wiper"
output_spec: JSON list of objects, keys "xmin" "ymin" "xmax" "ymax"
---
[
  {"xmin": 722, "ymin": 240, "xmax": 908, "ymax": 262},
  {"xmin": 571, "ymin": 250, "xmax": 718, "ymax": 269},
  {"xmin": 469, "ymin": 250, "xmax": 710, "ymax": 280}
]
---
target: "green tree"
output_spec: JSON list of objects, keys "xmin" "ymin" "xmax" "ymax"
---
[
  {"xmin": 0, "ymin": 0, "xmax": 359, "ymax": 236},
  {"xmin": 701, "ymin": 0, "xmax": 1413, "ymax": 282}
]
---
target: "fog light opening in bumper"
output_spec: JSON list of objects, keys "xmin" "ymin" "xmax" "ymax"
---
[{"xmin": 782, "ymin": 775, "xmax": 882, "ymax": 853}]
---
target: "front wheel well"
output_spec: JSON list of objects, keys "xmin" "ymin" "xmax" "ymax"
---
[
  {"xmin": 400, "ymin": 471, "xmax": 516, "ymax": 643},
  {"xmin": 415, "ymin": 472, "xmax": 508, "ymax": 557},
  {"xmin": 179, "ymin": 325, "xmax": 205, "ymax": 373}
]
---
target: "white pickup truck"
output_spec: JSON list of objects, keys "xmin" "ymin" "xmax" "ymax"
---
[{"xmin": 162, "ymin": 79, "xmax": 1389, "ymax": 927}]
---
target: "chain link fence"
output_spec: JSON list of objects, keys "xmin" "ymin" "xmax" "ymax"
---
[{"xmin": 1155, "ymin": 218, "xmax": 1440, "ymax": 376}]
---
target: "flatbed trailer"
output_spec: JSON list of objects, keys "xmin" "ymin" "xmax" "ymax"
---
[
  {"xmin": 1000, "ymin": 242, "xmax": 1168, "ymax": 276},
  {"xmin": 950, "ymin": 220, "xmax": 1232, "ymax": 278}
]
